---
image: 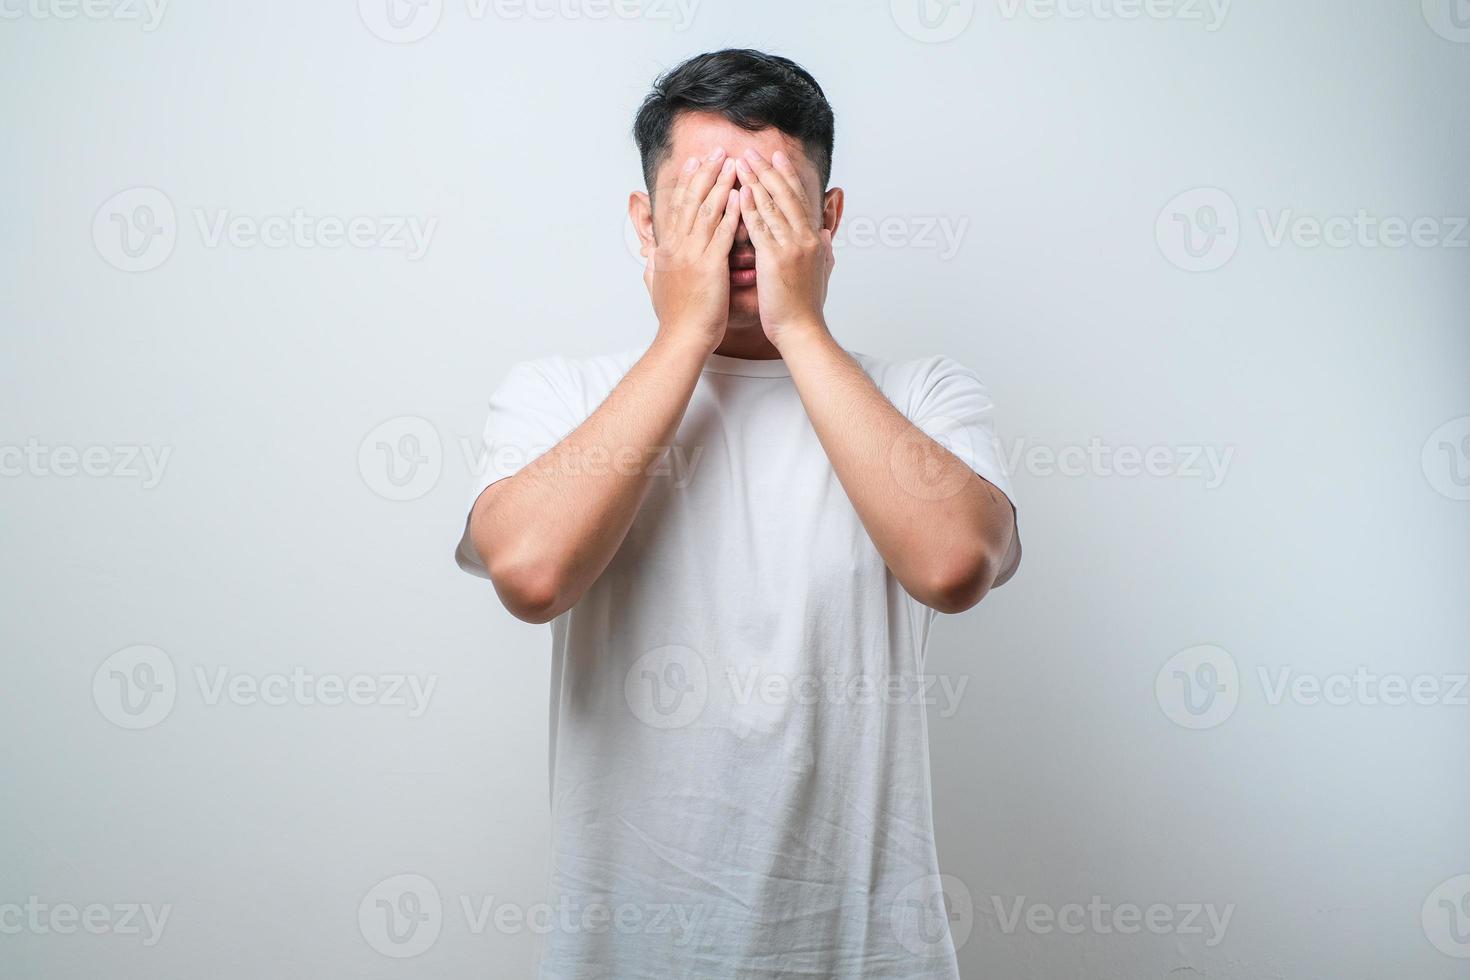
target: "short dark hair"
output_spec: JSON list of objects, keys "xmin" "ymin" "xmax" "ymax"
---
[{"xmin": 633, "ymin": 49, "xmax": 836, "ymax": 193}]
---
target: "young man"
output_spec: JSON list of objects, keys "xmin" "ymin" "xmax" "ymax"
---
[{"xmin": 455, "ymin": 49, "xmax": 1020, "ymax": 979}]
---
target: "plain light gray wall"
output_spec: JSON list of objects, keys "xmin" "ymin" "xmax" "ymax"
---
[{"xmin": 3, "ymin": 1, "xmax": 1468, "ymax": 976}]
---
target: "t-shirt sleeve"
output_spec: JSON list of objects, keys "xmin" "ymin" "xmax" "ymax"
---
[
  {"xmin": 453, "ymin": 358, "xmax": 585, "ymax": 579},
  {"xmin": 904, "ymin": 355, "xmax": 1022, "ymax": 587}
]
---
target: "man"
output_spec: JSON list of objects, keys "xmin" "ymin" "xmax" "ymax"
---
[{"xmin": 455, "ymin": 49, "xmax": 1020, "ymax": 979}]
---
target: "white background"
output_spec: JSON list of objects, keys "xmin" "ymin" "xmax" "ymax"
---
[{"xmin": 3, "ymin": 0, "xmax": 1469, "ymax": 976}]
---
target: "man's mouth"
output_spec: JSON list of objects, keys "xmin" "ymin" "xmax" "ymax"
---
[{"xmin": 729, "ymin": 253, "xmax": 757, "ymax": 287}]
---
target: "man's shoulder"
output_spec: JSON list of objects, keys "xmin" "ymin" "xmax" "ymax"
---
[
  {"xmin": 851, "ymin": 351, "xmax": 987, "ymax": 405},
  {"xmin": 499, "ymin": 347, "xmax": 645, "ymax": 400}
]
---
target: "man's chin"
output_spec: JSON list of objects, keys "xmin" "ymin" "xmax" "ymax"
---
[{"xmin": 725, "ymin": 297, "xmax": 762, "ymax": 333}]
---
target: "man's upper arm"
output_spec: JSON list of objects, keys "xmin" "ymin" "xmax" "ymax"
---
[
  {"xmin": 453, "ymin": 358, "xmax": 583, "ymax": 579},
  {"xmin": 902, "ymin": 354, "xmax": 1023, "ymax": 587}
]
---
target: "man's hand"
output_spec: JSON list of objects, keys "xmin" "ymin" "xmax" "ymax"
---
[
  {"xmin": 645, "ymin": 146, "xmax": 742, "ymax": 354},
  {"xmin": 735, "ymin": 148, "xmax": 836, "ymax": 348}
]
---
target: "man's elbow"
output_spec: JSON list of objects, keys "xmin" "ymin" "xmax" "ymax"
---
[
  {"xmin": 483, "ymin": 546, "xmax": 569, "ymax": 624},
  {"xmin": 913, "ymin": 546, "xmax": 998, "ymax": 615}
]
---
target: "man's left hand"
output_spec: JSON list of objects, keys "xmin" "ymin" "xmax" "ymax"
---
[{"xmin": 735, "ymin": 148, "xmax": 835, "ymax": 348}]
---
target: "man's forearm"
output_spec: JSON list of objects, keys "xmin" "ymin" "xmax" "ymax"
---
[
  {"xmin": 469, "ymin": 334, "xmax": 709, "ymax": 622},
  {"xmin": 778, "ymin": 326, "xmax": 1015, "ymax": 613}
]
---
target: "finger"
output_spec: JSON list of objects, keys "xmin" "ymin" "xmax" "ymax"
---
[
  {"xmin": 769, "ymin": 150, "xmax": 819, "ymax": 231},
  {"xmin": 677, "ymin": 147, "xmax": 728, "ymax": 237},
  {"xmin": 740, "ymin": 159, "xmax": 787, "ymax": 245},
  {"xmin": 739, "ymin": 150, "xmax": 804, "ymax": 239},
  {"xmin": 693, "ymin": 156, "xmax": 737, "ymax": 241},
  {"xmin": 664, "ymin": 155, "xmax": 700, "ymax": 238},
  {"xmin": 738, "ymin": 185, "xmax": 779, "ymax": 250},
  {"xmin": 706, "ymin": 188, "xmax": 741, "ymax": 257},
  {"xmin": 769, "ymin": 150, "xmax": 811, "ymax": 202}
]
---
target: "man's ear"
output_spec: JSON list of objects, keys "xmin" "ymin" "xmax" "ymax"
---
[
  {"xmin": 628, "ymin": 191, "xmax": 655, "ymax": 257},
  {"xmin": 821, "ymin": 187, "xmax": 845, "ymax": 238}
]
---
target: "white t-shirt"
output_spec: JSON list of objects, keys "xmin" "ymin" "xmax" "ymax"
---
[{"xmin": 455, "ymin": 348, "xmax": 1020, "ymax": 979}]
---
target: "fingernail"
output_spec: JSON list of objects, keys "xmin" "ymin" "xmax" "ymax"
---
[
  {"xmin": 707, "ymin": 146, "xmax": 725, "ymax": 162},
  {"xmin": 736, "ymin": 158, "xmax": 751, "ymax": 173},
  {"xmin": 720, "ymin": 158, "xmax": 735, "ymax": 176},
  {"xmin": 744, "ymin": 148, "xmax": 762, "ymax": 162},
  {"xmin": 772, "ymin": 150, "xmax": 788, "ymax": 167},
  {"xmin": 684, "ymin": 157, "xmax": 699, "ymax": 173}
]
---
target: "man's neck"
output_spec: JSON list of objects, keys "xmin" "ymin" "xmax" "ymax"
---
[{"xmin": 714, "ymin": 325, "xmax": 782, "ymax": 360}]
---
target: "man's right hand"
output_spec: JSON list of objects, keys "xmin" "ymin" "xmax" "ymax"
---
[{"xmin": 644, "ymin": 146, "xmax": 742, "ymax": 354}]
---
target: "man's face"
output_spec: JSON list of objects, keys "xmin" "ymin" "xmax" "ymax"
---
[{"xmin": 630, "ymin": 111, "xmax": 839, "ymax": 334}]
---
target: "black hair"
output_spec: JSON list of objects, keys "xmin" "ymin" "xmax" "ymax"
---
[{"xmin": 633, "ymin": 49, "xmax": 835, "ymax": 193}]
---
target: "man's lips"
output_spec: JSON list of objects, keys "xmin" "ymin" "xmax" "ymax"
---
[{"xmin": 729, "ymin": 253, "xmax": 757, "ymax": 286}]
